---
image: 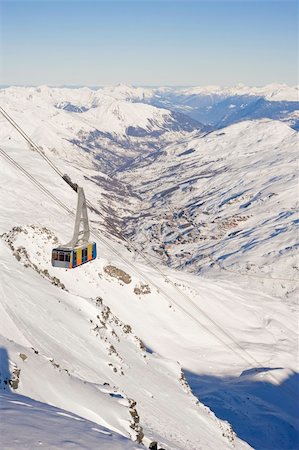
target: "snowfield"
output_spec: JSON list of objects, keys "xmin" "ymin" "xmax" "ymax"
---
[
  {"xmin": 0, "ymin": 391, "xmax": 142, "ymax": 449},
  {"xmin": 0, "ymin": 85, "xmax": 298, "ymax": 450},
  {"xmin": 0, "ymin": 147, "xmax": 250, "ymax": 450}
]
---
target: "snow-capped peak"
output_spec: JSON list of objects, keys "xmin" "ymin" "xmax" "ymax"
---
[{"xmin": 179, "ymin": 83, "xmax": 298, "ymax": 101}]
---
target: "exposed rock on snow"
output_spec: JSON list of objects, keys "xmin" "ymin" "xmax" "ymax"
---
[{"xmin": 104, "ymin": 264, "xmax": 132, "ymax": 284}]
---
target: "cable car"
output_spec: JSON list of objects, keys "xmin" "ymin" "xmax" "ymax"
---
[
  {"xmin": 51, "ymin": 243, "xmax": 97, "ymax": 269},
  {"xmin": 52, "ymin": 185, "xmax": 97, "ymax": 268}
]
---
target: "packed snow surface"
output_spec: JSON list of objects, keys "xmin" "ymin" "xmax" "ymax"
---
[{"xmin": 0, "ymin": 392, "xmax": 142, "ymax": 449}]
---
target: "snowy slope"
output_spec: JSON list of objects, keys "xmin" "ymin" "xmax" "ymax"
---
[
  {"xmin": 0, "ymin": 86, "xmax": 203, "ymax": 137},
  {"xmin": 0, "ymin": 142, "xmax": 298, "ymax": 449},
  {"xmin": 0, "ymin": 392, "xmax": 141, "ymax": 449},
  {"xmin": 0, "ymin": 86, "xmax": 298, "ymax": 449},
  {"xmin": 0, "ymin": 143, "xmax": 255, "ymax": 450},
  {"xmin": 0, "ymin": 85, "xmax": 204, "ymax": 180}
]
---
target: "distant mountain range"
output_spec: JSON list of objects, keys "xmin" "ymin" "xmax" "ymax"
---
[{"xmin": 142, "ymin": 83, "xmax": 299, "ymax": 130}]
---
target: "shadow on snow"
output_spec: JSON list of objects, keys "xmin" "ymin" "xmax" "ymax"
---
[
  {"xmin": 185, "ymin": 368, "xmax": 299, "ymax": 450},
  {"xmin": 0, "ymin": 346, "xmax": 11, "ymax": 391}
]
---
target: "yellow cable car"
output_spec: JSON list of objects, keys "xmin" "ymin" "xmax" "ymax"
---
[{"xmin": 52, "ymin": 186, "xmax": 96, "ymax": 268}]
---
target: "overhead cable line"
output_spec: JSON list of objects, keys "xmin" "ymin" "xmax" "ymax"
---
[
  {"xmin": 0, "ymin": 106, "xmax": 64, "ymax": 179},
  {"xmin": 2, "ymin": 105, "xmax": 297, "ymax": 281},
  {"xmin": 1, "ymin": 107, "xmax": 298, "ymax": 399},
  {"xmin": 1, "ymin": 146, "xmax": 298, "ymax": 401},
  {"xmin": 0, "ymin": 145, "xmax": 259, "ymax": 371}
]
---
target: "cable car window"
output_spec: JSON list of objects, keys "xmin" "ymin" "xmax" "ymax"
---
[
  {"xmin": 53, "ymin": 251, "xmax": 58, "ymax": 260},
  {"xmin": 65, "ymin": 253, "xmax": 70, "ymax": 262},
  {"xmin": 59, "ymin": 252, "xmax": 65, "ymax": 261},
  {"xmin": 82, "ymin": 248, "xmax": 87, "ymax": 258}
]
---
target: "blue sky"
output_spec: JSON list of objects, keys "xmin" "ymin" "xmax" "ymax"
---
[{"xmin": 0, "ymin": 0, "xmax": 297, "ymax": 86}]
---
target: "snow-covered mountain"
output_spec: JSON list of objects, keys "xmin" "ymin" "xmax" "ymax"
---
[
  {"xmin": 0, "ymin": 85, "xmax": 203, "ymax": 136},
  {"xmin": 0, "ymin": 85, "xmax": 205, "ymax": 176},
  {"xmin": 121, "ymin": 119, "xmax": 298, "ymax": 301},
  {"xmin": 0, "ymin": 85, "xmax": 298, "ymax": 449},
  {"xmin": 179, "ymin": 83, "xmax": 299, "ymax": 102},
  {"xmin": 146, "ymin": 83, "xmax": 299, "ymax": 130},
  {"xmin": 111, "ymin": 82, "xmax": 299, "ymax": 130}
]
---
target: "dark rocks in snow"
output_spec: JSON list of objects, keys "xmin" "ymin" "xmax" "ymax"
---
[
  {"xmin": 0, "ymin": 351, "xmax": 20, "ymax": 391},
  {"xmin": 49, "ymin": 358, "xmax": 60, "ymax": 369},
  {"xmin": 179, "ymin": 369, "xmax": 193, "ymax": 395},
  {"xmin": 123, "ymin": 324, "xmax": 132, "ymax": 334},
  {"xmin": 8, "ymin": 366, "xmax": 21, "ymax": 390},
  {"xmin": 128, "ymin": 398, "xmax": 144, "ymax": 444},
  {"xmin": 2, "ymin": 225, "xmax": 67, "ymax": 290},
  {"xmin": 133, "ymin": 283, "xmax": 151, "ymax": 296},
  {"xmin": 149, "ymin": 442, "xmax": 166, "ymax": 450},
  {"xmin": 104, "ymin": 264, "xmax": 132, "ymax": 284},
  {"xmin": 95, "ymin": 296, "xmax": 103, "ymax": 307}
]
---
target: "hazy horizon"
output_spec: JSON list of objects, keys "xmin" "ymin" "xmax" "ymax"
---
[
  {"xmin": 0, "ymin": 0, "xmax": 297, "ymax": 86},
  {"xmin": 0, "ymin": 81, "xmax": 297, "ymax": 89}
]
